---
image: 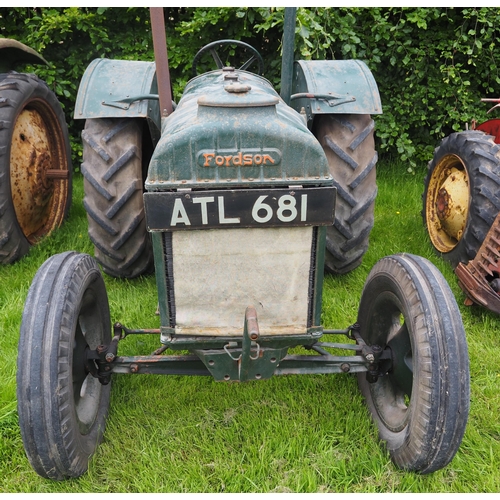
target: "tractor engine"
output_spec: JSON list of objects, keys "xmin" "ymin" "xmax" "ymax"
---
[{"xmin": 144, "ymin": 67, "xmax": 335, "ymax": 340}]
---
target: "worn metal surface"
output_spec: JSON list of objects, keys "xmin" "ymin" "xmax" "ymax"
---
[
  {"xmin": 89, "ymin": 320, "xmax": 385, "ymax": 381},
  {"xmin": 150, "ymin": 7, "xmax": 173, "ymax": 118},
  {"xmin": 455, "ymin": 211, "xmax": 500, "ymax": 314},
  {"xmin": 280, "ymin": 7, "xmax": 297, "ymax": 105},
  {"xmin": 145, "ymin": 67, "xmax": 332, "ymax": 190},
  {"xmin": 10, "ymin": 105, "xmax": 70, "ymax": 242},
  {"xmin": 425, "ymin": 154, "xmax": 470, "ymax": 254},
  {"xmin": 193, "ymin": 306, "xmax": 288, "ymax": 381},
  {"xmin": 475, "ymin": 119, "xmax": 500, "ymax": 144},
  {"xmin": 290, "ymin": 59, "xmax": 382, "ymax": 127},
  {"xmin": 434, "ymin": 168, "xmax": 468, "ymax": 241},
  {"xmin": 160, "ymin": 330, "xmax": 323, "ymax": 351},
  {"xmin": 73, "ymin": 58, "xmax": 160, "ymax": 126},
  {"xmin": 0, "ymin": 38, "xmax": 48, "ymax": 73},
  {"xmin": 144, "ymin": 63, "xmax": 334, "ymax": 338}
]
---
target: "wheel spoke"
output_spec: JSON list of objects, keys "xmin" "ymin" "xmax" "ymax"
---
[
  {"xmin": 192, "ymin": 40, "xmax": 264, "ymax": 76},
  {"xmin": 240, "ymin": 55, "xmax": 257, "ymax": 71},
  {"xmin": 209, "ymin": 48, "xmax": 224, "ymax": 69},
  {"xmin": 388, "ymin": 322, "xmax": 413, "ymax": 397}
]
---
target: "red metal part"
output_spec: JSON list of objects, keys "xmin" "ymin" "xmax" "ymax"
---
[
  {"xmin": 454, "ymin": 98, "xmax": 500, "ymax": 312},
  {"xmin": 455, "ymin": 210, "xmax": 500, "ymax": 314},
  {"xmin": 475, "ymin": 119, "xmax": 500, "ymax": 144}
]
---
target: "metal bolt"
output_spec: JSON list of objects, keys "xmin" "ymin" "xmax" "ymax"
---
[
  {"xmin": 365, "ymin": 353, "xmax": 375, "ymax": 363},
  {"xmin": 130, "ymin": 364, "xmax": 139, "ymax": 373},
  {"xmin": 341, "ymin": 363, "xmax": 350, "ymax": 373}
]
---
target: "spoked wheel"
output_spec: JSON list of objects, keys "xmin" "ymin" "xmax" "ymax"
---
[
  {"xmin": 357, "ymin": 253, "xmax": 469, "ymax": 473},
  {"xmin": 17, "ymin": 251, "xmax": 111, "ymax": 480},
  {"xmin": 0, "ymin": 72, "xmax": 72, "ymax": 264},
  {"xmin": 192, "ymin": 39, "xmax": 265, "ymax": 77},
  {"xmin": 423, "ymin": 130, "xmax": 500, "ymax": 267}
]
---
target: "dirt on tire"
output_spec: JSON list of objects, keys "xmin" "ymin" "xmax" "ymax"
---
[{"xmin": 313, "ymin": 113, "xmax": 378, "ymax": 275}]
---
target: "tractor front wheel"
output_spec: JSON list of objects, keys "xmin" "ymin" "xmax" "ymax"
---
[
  {"xmin": 17, "ymin": 251, "xmax": 111, "ymax": 480},
  {"xmin": 313, "ymin": 114, "xmax": 378, "ymax": 274},
  {"xmin": 423, "ymin": 130, "xmax": 500, "ymax": 267},
  {"xmin": 0, "ymin": 72, "xmax": 72, "ymax": 264},
  {"xmin": 357, "ymin": 253, "xmax": 469, "ymax": 473}
]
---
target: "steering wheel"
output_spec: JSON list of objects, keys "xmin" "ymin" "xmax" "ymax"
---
[{"xmin": 192, "ymin": 39, "xmax": 264, "ymax": 77}]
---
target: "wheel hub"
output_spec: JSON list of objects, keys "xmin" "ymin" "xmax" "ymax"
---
[
  {"xmin": 434, "ymin": 169, "xmax": 468, "ymax": 241},
  {"xmin": 425, "ymin": 154, "xmax": 470, "ymax": 253},
  {"xmin": 33, "ymin": 150, "xmax": 54, "ymax": 205},
  {"xmin": 10, "ymin": 103, "xmax": 70, "ymax": 243},
  {"xmin": 436, "ymin": 188, "xmax": 449, "ymax": 219}
]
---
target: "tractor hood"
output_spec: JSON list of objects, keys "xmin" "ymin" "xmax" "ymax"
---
[{"xmin": 145, "ymin": 68, "xmax": 332, "ymax": 191}]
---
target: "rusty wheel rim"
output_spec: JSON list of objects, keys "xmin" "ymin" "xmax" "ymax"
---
[
  {"xmin": 425, "ymin": 154, "xmax": 470, "ymax": 254},
  {"xmin": 10, "ymin": 99, "xmax": 70, "ymax": 244}
]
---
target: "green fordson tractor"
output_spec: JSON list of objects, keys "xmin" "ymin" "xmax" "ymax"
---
[{"xmin": 17, "ymin": 8, "xmax": 470, "ymax": 480}]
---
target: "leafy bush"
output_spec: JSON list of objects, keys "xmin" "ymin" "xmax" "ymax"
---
[
  {"xmin": 2, "ymin": 7, "xmax": 500, "ymax": 167},
  {"xmin": 255, "ymin": 7, "xmax": 500, "ymax": 168}
]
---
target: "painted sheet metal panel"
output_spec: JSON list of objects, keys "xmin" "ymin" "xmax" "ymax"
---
[
  {"xmin": 291, "ymin": 59, "xmax": 382, "ymax": 121},
  {"xmin": 74, "ymin": 58, "xmax": 159, "ymax": 122}
]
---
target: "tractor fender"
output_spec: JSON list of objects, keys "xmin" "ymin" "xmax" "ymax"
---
[
  {"xmin": 290, "ymin": 60, "xmax": 382, "ymax": 127},
  {"xmin": 74, "ymin": 58, "xmax": 161, "ymax": 139},
  {"xmin": 0, "ymin": 38, "xmax": 48, "ymax": 73}
]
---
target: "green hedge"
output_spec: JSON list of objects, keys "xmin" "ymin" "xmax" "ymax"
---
[{"xmin": 1, "ymin": 7, "xmax": 500, "ymax": 168}]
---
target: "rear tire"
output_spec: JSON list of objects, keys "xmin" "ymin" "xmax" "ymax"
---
[
  {"xmin": 357, "ymin": 253, "xmax": 469, "ymax": 473},
  {"xmin": 0, "ymin": 72, "xmax": 72, "ymax": 264},
  {"xmin": 17, "ymin": 252, "xmax": 111, "ymax": 479},
  {"xmin": 423, "ymin": 130, "xmax": 500, "ymax": 268},
  {"xmin": 313, "ymin": 114, "xmax": 378, "ymax": 274},
  {"xmin": 81, "ymin": 118, "xmax": 153, "ymax": 278}
]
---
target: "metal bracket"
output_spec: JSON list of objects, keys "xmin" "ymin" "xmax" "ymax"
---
[
  {"xmin": 102, "ymin": 94, "xmax": 160, "ymax": 110},
  {"xmin": 239, "ymin": 305, "xmax": 261, "ymax": 381},
  {"xmin": 193, "ymin": 306, "xmax": 288, "ymax": 381},
  {"xmin": 290, "ymin": 92, "xmax": 356, "ymax": 108}
]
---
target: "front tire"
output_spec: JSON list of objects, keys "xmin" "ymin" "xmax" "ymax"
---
[
  {"xmin": 0, "ymin": 72, "xmax": 72, "ymax": 264},
  {"xmin": 423, "ymin": 130, "xmax": 500, "ymax": 268},
  {"xmin": 17, "ymin": 252, "xmax": 111, "ymax": 480},
  {"xmin": 357, "ymin": 253, "xmax": 469, "ymax": 473},
  {"xmin": 313, "ymin": 114, "xmax": 378, "ymax": 274}
]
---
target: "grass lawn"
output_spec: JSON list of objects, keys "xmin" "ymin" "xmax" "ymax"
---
[{"xmin": 1, "ymin": 162, "xmax": 499, "ymax": 492}]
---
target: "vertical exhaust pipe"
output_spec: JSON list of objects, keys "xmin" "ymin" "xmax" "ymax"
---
[
  {"xmin": 150, "ymin": 7, "xmax": 173, "ymax": 118},
  {"xmin": 280, "ymin": 7, "xmax": 297, "ymax": 106}
]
